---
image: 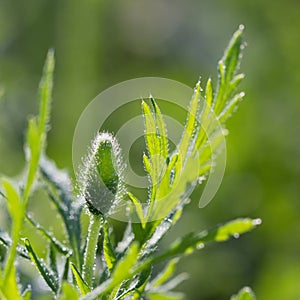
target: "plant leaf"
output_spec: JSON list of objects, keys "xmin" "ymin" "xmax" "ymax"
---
[
  {"xmin": 0, "ymin": 230, "xmax": 29, "ymax": 260},
  {"xmin": 26, "ymin": 213, "xmax": 71, "ymax": 256},
  {"xmin": 151, "ymin": 218, "xmax": 261, "ymax": 264},
  {"xmin": 128, "ymin": 192, "xmax": 145, "ymax": 227},
  {"xmin": 150, "ymin": 97, "xmax": 169, "ymax": 160},
  {"xmin": 230, "ymin": 287, "xmax": 256, "ymax": 300},
  {"xmin": 41, "ymin": 157, "xmax": 82, "ymax": 268},
  {"xmin": 213, "ymin": 25, "xmax": 244, "ymax": 116},
  {"xmin": 178, "ymin": 81, "xmax": 201, "ymax": 161},
  {"xmin": 60, "ymin": 282, "xmax": 80, "ymax": 300},
  {"xmin": 151, "ymin": 259, "xmax": 179, "ymax": 288},
  {"xmin": 22, "ymin": 287, "xmax": 31, "ymax": 300},
  {"xmin": 24, "ymin": 49, "xmax": 54, "ymax": 203},
  {"xmin": 1, "ymin": 180, "xmax": 23, "ymax": 295},
  {"xmin": 24, "ymin": 238, "xmax": 59, "ymax": 293},
  {"xmin": 49, "ymin": 244, "xmax": 58, "ymax": 278},
  {"xmin": 102, "ymin": 221, "xmax": 117, "ymax": 272},
  {"xmin": 147, "ymin": 292, "xmax": 185, "ymax": 300},
  {"xmin": 70, "ymin": 263, "xmax": 90, "ymax": 295}
]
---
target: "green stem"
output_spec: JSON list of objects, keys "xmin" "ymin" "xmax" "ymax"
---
[{"xmin": 82, "ymin": 213, "xmax": 102, "ymax": 287}]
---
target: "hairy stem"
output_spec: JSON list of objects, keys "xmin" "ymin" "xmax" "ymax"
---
[{"xmin": 82, "ymin": 213, "xmax": 102, "ymax": 287}]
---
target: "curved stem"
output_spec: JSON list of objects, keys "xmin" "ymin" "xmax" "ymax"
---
[{"xmin": 82, "ymin": 213, "xmax": 102, "ymax": 287}]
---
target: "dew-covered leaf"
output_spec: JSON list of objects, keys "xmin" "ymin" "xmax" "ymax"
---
[
  {"xmin": 150, "ymin": 97, "xmax": 169, "ymax": 160},
  {"xmin": 49, "ymin": 244, "xmax": 58, "ymax": 278},
  {"xmin": 60, "ymin": 282, "xmax": 80, "ymax": 300},
  {"xmin": 2, "ymin": 180, "xmax": 22, "ymax": 226},
  {"xmin": 0, "ymin": 230, "xmax": 29, "ymax": 260},
  {"xmin": 150, "ymin": 259, "xmax": 179, "ymax": 288},
  {"xmin": 26, "ymin": 213, "xmax": 71, "ymax": 256},
  {"xmin": 70, "ymin": 263, "xmax": 90, "ymax": 295},
  {"xmin": 24, "ymin": 49, "xmax": 54, "ymax": 203},
  {"xmin": 24, "ymin": 238, "xmax": 59, "ymax": 293},
  {"xmin": 102, "ymin": 221, "xmax": 117, "ymax": 272},
  {"xmin": 41, "ymin": 157, "xmax": 82, "ymax": 268},
  {"xmin": 151, "ymin": 218, "xmax": 261, "ymax": 264},
  {"xmin": 213, "ymin": 25, "xmax": 244, "ymax": 116},
  {"xmin": 230, "ymin": 287, "xmax": 256, "ymax": 300},
  {"xmin": 178, "ymin": 81, "xmax": 201, "ymax": 161},
  {"xmin": 128, "ymin": 192, "xmax": 145, "ymax": 227},
  {"xmin": 22, "ymin": 287, "xmax": 31, "ymax": 300},
  {"xmin": 0, "ymin": 266, "xmax": 22, "ymax": 300}
]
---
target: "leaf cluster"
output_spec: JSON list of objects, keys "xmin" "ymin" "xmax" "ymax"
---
[{"xmin": 0, "ymin": 26, "xmax": 260, "ymax": 300}]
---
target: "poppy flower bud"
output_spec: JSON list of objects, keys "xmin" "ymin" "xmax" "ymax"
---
[{"xmin": 80, "ymin": 132, "xmax": 126, "ymax": 216}]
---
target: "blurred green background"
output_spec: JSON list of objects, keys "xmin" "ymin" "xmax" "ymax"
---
[{"xmin": 1, "ymin": 0, "xmax": 300, "ymax": 299}]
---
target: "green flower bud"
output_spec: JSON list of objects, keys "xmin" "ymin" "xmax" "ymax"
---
[{"xmin": 80, "ymin": 132, "xmax": 126, "ymax": 216}]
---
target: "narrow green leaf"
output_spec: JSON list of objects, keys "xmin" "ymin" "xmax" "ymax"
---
[
  {"xmin": 143, "ymin": 207, "xmax": 183, "ymax": 257},
  {"xmin": 231, "ymin": 287, "xmax": 256, "ymax": 300},
  {"xmin": 218, "ymin": 92, "xmax": 245, "ymax": 123},
  {"xmin": 24, "ymin": 238, "xmax": 59, "ymax": 293},
  {"xmin": 0, "ymin": 230, "xmax": 29, "ymax": 260},
  {"xmin": 143, "ymin": 153, "xmax": 152, "ymax": 175},
  {"xmin": 2, "ymin": 180, "xmax": 23, "ymax": 290},
  {"xmin": 128, "ymin": 192, "xmax": 145, "ymax": 226},
  {"xmin": 40, "ymin": 156, "xmax": 74, "ymax": 207},
  {"xmin": 142, "ymin": 100, "xmax": 160, "ymax": 162},
  {"xmin": 151, "ymin": 273, "xmax": 189, "ymax": 294},
  {"xmin": 26, "ymin": 213, "xmax": 71, "ymax": 256},
  {"xmin": 60, "ymin": 282, "xmax": 80, "ymax": 300},
  {"xmin": 155, "ymin": 152, "xmax": 181, "ymax": 201},
  {"xmin": 2, "ymin": 180, "xmax": 22, "ymax": 225},
  {"xmin": 151, "ymin": 259, "xmax": 179, "ymax": 287},
  {"xmin": 148, "ymin": 292, "xmax": 184, "ymax": 300},
  {"xmin": 115, "ymin": 223, "xmax": 134, "ymax": 255},
  {"xmin": 24, "ymin": 117, "xmax": 40, "ymax": 201},
  {"xmin": 214, "ymin": 218, "xmax": 261, "ymax": 242},
  {"xmin": 22, "ymin": 287, "xmax": 31, "ymax": 300},
  {"xmin": 62, "ymin": 257, "xmax": 69, "ymax": 281},
  {"xmin": 132, "ymin": 222, "xmax": 146, "ymax": 244},
  {"xmin": 70, "ymin": 263, "xmax": 90, "ymax": 295},
  {"xmin": 42, "ymin": 181, "xmax": 82, "ymax": 269},
  {"xmin": 103, "ymin": 221, "xmax": 117, "ymax": 272},
  {"xmin": 205, "ymin": 78, "xmax": 213, "ymax": 107},
  {"xmin": 0, "ymin": 266, "xmax": 22, "ymax": 300},
  {"xmin": 150, "ymin": 97, "xmax": 169, "ymax": 159},
  {"xmin": 38, "ymin": 49, "xmax": 54, "ymax": 138},
  {"xmin": 24, "ymin": 49, "xmax": 55, "ymax": 203},
  {"xmin": 151, "ymin": 218, "xmax": 261, "ymax": 263},
  {"xmin": 178, "ymin": 81, "xmax": 201, "ymax": 161},
  {"xmin": 223, "ymin": 26, "xmax": 244, "ymax": 82},
  {"xmin": 49, "ymin": 244, "xmax": 58, "ymax": 278},
  {"xmin": 135, "ymin": 266, "xmax": 152, "ymax": 289},
  {"xmin": 110, "ymin": 242, "xmax": 139, "ymax": 286},
  {"xmin": 213, "ymin": 25, "xmax": 244, "ymax": 115}
]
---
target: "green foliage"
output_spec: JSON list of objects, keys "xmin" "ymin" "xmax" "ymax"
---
[
  {"xmin": 231, "ymin": 287, "xmax": 256, "ymax": 300},
  {"xmin": 0, "ymin": 26, "xmax": 259, "ymax": 299}
]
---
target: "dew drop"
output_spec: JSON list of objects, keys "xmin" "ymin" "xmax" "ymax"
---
[
  {"xmin": 253, "ymin": 218, "xmax": 262, "ymax": 225},
  {"xmin": 233, "ymin": 233, "xmax": 240, "ymax": 239},
  {"xmin": 197, "ymin": 243, "xmax": 205, "ymax": 250},
  {"xmin": 198, "ymin": 175, "xmax": 206, "ymax": 184}
]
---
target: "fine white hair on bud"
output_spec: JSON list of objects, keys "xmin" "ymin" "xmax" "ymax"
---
[{"xmin": 79, "ymin": 132, "xmax": 126, "ymax": 216}]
